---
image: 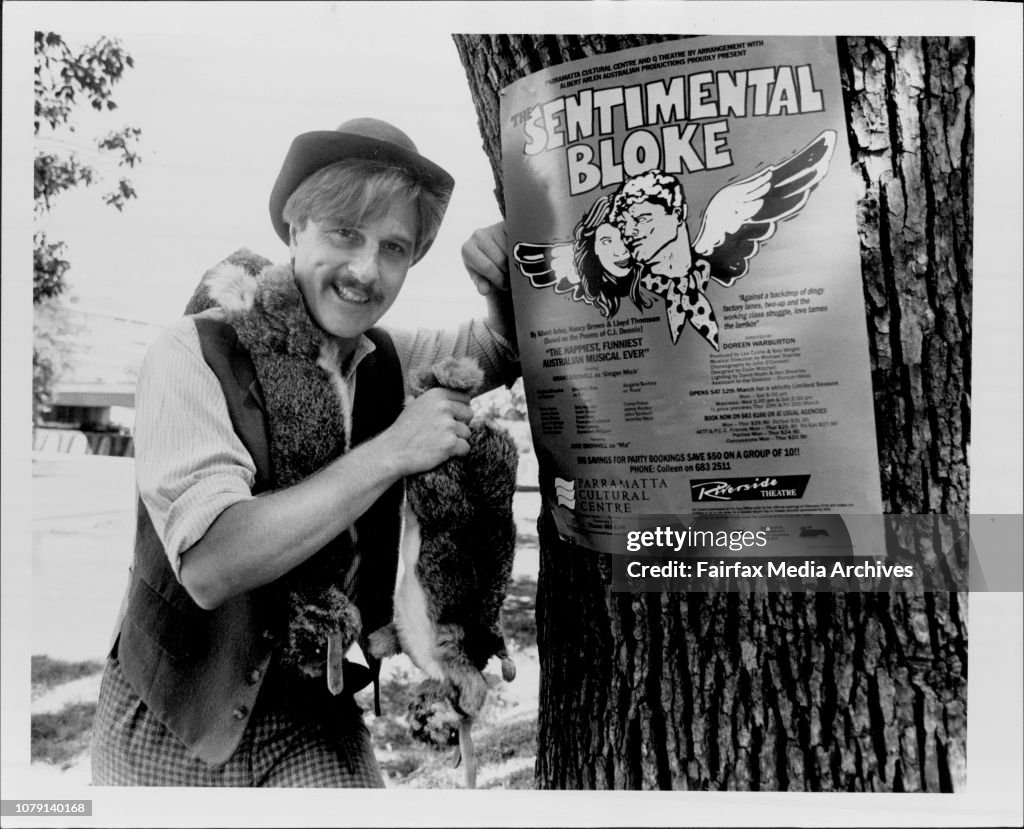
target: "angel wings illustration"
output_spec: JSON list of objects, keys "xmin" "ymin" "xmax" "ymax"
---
[{"xmin": 513, "ymin": 129, "xmax": 837, "ymax": 349}]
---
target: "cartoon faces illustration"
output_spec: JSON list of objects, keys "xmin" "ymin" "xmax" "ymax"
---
[
  {"xmin": 514, "ymin": 130, "xmax": 837, "ymax": 351},
  {"xmin": 569, "ymin": 196, "xmax": 650, "ymax": 319},
  {"xmin": 591, "ymin": 222, "xmax": 631, "ymax": 278},
  {"xmin": 610, "ymin": 170, "xmax": 689, "ymax": 268}
]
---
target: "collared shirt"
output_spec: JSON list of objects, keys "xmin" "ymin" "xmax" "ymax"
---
[{"xmin": 134, "ymin": 314, "xmax": 519, "ymax": 577}]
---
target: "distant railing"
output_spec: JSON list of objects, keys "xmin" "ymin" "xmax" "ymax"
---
[{"xmin": 33, "ymin": 427, "xmax": 134, "ymax": 457}]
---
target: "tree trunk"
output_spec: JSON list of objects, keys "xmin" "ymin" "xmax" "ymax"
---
[{"xmin": 454, "ymin": 34, "xmax": 971, "ymax": 791}]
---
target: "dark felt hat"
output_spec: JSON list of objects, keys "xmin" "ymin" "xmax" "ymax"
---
[{"xmin": 268, "ymin": 118, "xmax": 455, "ymax": 252}]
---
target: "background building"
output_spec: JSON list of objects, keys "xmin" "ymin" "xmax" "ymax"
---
[{"xmin": 34, "ymin": 306, "xmax": 162, "ymax": 456}]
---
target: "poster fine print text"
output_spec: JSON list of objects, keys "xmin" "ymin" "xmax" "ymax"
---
[{"xmin": 501, "ymin": 36, "xmax": 884, "ymax": 554}]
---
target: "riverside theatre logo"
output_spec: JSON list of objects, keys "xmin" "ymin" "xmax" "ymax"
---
[
  {"xmin": 556, "ymin": 475, "xmax": 669, "ymax": 514},
  {"xmin": 690, "ymin": 474, "xmax": 810, "ymax": 502}
]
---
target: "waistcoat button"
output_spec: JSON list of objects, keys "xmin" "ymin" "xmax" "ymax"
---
[
  {"xmin": 232, "ymin": 706, "xmax": 249, "ymax": 720},
  {"xmin": 247, "ymin": 669, "xmax": 261, "ymax": 684}
]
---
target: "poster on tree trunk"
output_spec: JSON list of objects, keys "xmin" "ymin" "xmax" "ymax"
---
[{"xmin": 501, "ymin": 36, "xmax": 883, "ymax": 555}]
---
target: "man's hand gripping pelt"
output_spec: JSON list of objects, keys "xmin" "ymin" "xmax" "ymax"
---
[{"xmin": 369, "ymin": 357, "xmax": 519, "ymax": 788}]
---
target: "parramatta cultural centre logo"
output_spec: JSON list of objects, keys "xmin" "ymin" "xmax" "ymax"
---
[
  {"xmin": 554, "ymin": 476, "xmax": 669, "ymax": 513},
  {"xmin": 690, "ymin": 475, "xmax": 810, "ymax": 502},
  {"xmin": 554, "ymin": 477, "xmax": 577, "ymax": 509}
]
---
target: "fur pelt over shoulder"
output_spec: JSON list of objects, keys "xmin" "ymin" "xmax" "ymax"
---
[
  {"xmin": 186, "ymin": 251, "xmax": 366, "ymax": 691},
  {"xmin": 369, "ymin": 357, "xmax": 519, "ymax": 788}
]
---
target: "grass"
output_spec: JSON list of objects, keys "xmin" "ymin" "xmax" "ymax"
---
[
  {"xmin": 30, "ymin": 656, "xmax": 104, "ymax": 770},
  {"xmin": 370, "ymin": 664, "xmax": 425, "ymax": 750},
  {"xmin": 371, "ymin": 666, "xmax": 535, "ymax": 784},
  {"xmin": 31, "ymin": 655, "xmax": 104, "ymax": 700},
  {"xmin": 385, "ymin": 709, "xmax": 539, "ymax": 789},
  {"xmin": 483, "ymin": 764, "xmax": 535, "ymax": 789},
  {"xmin": 370, "ymin": 574, "xmax": 539, "ymax": 787},
  {"xmin": 473, "ymin": 716, "xmax": 537, "ymax": 767},
  {"xmin": 31, "ymin": 702, "xmax": 97, "ymax": 768}
]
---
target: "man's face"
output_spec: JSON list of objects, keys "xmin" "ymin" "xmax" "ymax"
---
[
  {"xmin": 289, "ymin": 199, "xmax": 419, "ymax": 342},
  {"xmin": 617, "ymin": 199, "xmax": 684, "ymax": 263}
]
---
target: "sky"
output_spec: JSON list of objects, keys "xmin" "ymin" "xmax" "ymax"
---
[
  {"xmin": 3, "ymin": 2, "xmax": 1023, "ymax": 826},
  {"xmin": 29, "ymin": 11, "xmax": 502, "ymax": 329}
]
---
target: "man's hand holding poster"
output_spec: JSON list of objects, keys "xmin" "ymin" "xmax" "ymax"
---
[{"xmin": 501, "ymin": 36, "xmax": 883, "ymax": 555}]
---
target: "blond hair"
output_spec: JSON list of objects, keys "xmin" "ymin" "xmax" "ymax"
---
[{"xmin": 282, "ymin": 158, "xmax": 451, "ymax": 262}]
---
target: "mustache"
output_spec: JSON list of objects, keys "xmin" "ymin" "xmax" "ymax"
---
[{"xmin": 333, "ymin": 275, "xmax": 386, "ymax": 303}]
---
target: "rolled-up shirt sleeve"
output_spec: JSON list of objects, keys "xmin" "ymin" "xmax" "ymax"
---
[
  {"xmin": 387, "ymin": 318, "xmax": 520, "ymax": 395},
  {"xmin": 134, "ymin": 319, "xmax": 256, "ymax": 578}
]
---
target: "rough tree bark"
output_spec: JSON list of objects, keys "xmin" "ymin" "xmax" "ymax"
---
[{"xmin": 454, "ymin": 34, "xmax": 971, "ymax": 791}]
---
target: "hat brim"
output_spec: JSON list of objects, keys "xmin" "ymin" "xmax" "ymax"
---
[{"xmin": 269, "ymin": 131, "xmax": 455, "ymax": 252}]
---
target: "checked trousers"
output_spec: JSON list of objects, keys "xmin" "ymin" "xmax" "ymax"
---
[{"xmin": 91, "ymin": 656, "xmax": 385, "ymax": 787}]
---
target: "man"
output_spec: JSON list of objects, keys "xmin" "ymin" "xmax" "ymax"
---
[
  {"xmin": 91, "ymin": 118, "xmax": 518, "ymax": 786},
  {"xmin": 609, "ymin": 170, "xmax": 720, "ymax": 349}
]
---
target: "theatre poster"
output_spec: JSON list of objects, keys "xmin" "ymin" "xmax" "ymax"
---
[{"xmin": 500, "ymin": 35, "xmax": 884, "ymax": 554}]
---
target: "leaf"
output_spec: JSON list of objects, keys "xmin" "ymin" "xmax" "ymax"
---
[{"xmin": 32, "ymin": 31, "xmax": 142, "ymax": 303}]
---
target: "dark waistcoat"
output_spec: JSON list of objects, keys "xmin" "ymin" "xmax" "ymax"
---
[{"xmin": 113, "ymin": 320, "xmax": 404, "ymax": 766}]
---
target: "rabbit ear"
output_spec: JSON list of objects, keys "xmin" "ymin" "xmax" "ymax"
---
[
  {"xmin": 186, "ymin": 247, "xmax": 271, "ymax": 316},
  {"xmin": 408, "ymin": 357, "xmax": 484, "ymax": 397},
  {"xmin": 430, "ymin": 357, "xmax": 484, "ymax": 394},
  {"xmin": 326, "ymin": 632, "xmax": 346, "ymax": 695},
  {"xmin": 197, "ymin": 261, "xmax": 259, "ymax": 315},
  {"xmin": 409, "ymin": 365, "xmax": 440, "ymax": 397}
]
